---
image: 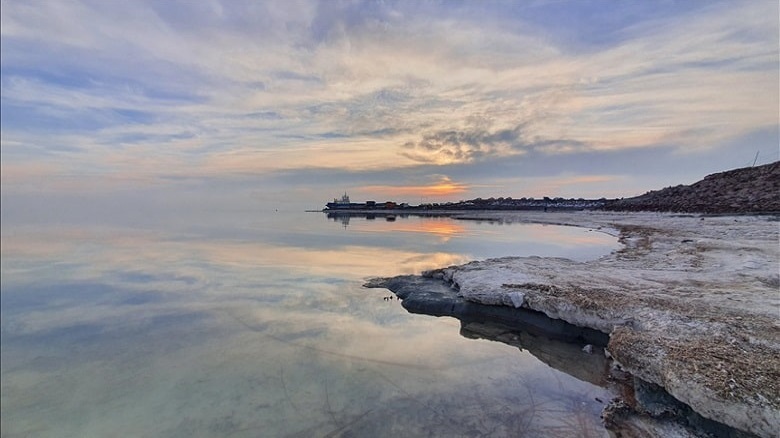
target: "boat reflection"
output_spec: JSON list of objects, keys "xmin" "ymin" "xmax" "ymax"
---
[{"xmin": 327, "ymin": 211, "xmax": 405, "ymax": 227}]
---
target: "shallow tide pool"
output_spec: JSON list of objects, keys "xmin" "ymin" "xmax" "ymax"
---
[{"xmin": 1, "ymin": 211, "xmax": 620, "ymax": 437}]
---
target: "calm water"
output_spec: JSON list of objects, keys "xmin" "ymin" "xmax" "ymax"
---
[{"xmin": 1, "ymin": 210, "xmax": 620, "ymax": 437}]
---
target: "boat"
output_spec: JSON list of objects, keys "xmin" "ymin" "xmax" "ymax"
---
[
  {"xmin": 326, "ymin": 193, "xmax": 365, "ymax": 210},
  {"xmin": 324, "ymin": 193, "xmax": 393, "ymax": 210}
]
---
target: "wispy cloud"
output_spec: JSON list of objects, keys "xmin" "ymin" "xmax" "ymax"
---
[{"xmin": 1, "ymin": 0, "xmax": 777, "ymax": 204}]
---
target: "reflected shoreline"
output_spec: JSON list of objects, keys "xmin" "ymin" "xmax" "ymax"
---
[
  {"xmin": 459, "ymin": 318, "xmax": 610, "ymax": 388},
  {"xmin": 365, "ymin": 274, "xmax": 611, "ymax": 388},
  {"xmin": 325, "ymin": 211, "xmax": 459, "ymax": 228}
]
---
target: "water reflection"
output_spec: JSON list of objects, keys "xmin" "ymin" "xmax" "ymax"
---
[
  {"xmin": 328, "ymin": 212, "xmax": 467, "ymax": 241},
  {"xmin": 323, "ymin": 212, "xmax": 618, "ymax": 262},
  {"xmin": 1, "ymin": 211, "xmax": 618, "ymax": 437}
]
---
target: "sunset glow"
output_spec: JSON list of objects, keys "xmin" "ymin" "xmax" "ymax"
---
[
  {"xmin": 1, "ymin": 0, "xmax": 777, "ymax": 209},
  {"xmin": 361, "ymin": 176, "xmax": 470, "ymax": 200},
  {"xmin": 3, "ymin": 4, "xmax": 777, "ymax": 436}
]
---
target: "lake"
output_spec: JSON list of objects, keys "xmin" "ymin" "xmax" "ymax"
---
[{"xmin": 1, "ymin": 210, "xmax": 620, "ymax": 437}]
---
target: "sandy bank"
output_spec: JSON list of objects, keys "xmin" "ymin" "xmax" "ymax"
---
[{"xmin": 368, "ymin": 211, "xmax": 779, "ymax": 437}]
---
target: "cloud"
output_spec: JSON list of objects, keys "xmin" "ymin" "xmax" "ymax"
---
[
  {"xmin": 0, "ymin": 0, "xmax": 777, "ymax": 202},
  {"xmin": 398, "ymin": 120, "xmax": 596, "ymax": 164},
  {"xmin": 400, "ymin": 125, "xmax": 525, "ymax": 164}
]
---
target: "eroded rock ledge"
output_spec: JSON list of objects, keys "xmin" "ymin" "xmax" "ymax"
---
[{"xmin": 367, "ymin": 212, "xmax": 779, "ymax": 437}]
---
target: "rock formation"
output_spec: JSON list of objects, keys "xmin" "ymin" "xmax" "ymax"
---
[{"xmin": 604, "ymin": 161, "xmax": 780, "ymax": 214}]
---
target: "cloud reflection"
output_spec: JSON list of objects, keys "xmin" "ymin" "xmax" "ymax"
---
[{"xmin": 1, "ymin": 214, "xmax": 617, "ymax": 436}]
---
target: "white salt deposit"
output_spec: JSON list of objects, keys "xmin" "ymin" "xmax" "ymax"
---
[{"xmin": 425, "ymin": 211, "xmax": 779, "ymax": 438}]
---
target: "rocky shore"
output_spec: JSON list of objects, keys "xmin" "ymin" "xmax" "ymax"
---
[
  {"xmin": 603, "ymin": 162, "xmax": 780, "ymax": 214},
  {"xmin": 366, "ymin": 211, "xmax": 779, "ymax": 437}
]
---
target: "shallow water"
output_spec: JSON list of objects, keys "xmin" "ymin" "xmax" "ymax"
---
[{"xmin": 1, "ymin": 210, "xmax": 620, "ymax": 437}]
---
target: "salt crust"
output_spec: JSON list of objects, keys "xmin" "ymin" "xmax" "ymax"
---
[{"xmin": 421, "ymin": 211, "xmax": 779, "ymax": 438}]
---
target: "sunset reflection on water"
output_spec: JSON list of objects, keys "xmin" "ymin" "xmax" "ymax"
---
[
  {"xmin": 347, "ymin": 216, "xmax": 468, "ymax": 241},
  {"xmin": 1, "ymin": 211, "xmax": 619, "ymax": 437}
]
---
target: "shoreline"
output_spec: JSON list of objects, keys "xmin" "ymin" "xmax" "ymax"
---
[{"xmin": 365, "ymin": 210, "xmax": 779, "ymax": 437}]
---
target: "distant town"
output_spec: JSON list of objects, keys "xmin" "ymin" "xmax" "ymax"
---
[
  {"xmin": 324, "ymin": 162, "xmax": 780, "ymax": 215},
  {"xmin": 325, "ymin": 192, "xmax": 613, "ymax": 212}
]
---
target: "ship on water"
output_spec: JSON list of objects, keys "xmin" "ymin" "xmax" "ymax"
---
[
  {"xmin": 325, "ymin": 193, "xmax": 401, "ymax": 210},
  {"xmin": 325, "ymin": 193, "xmax": 353, "ymax": 210}
]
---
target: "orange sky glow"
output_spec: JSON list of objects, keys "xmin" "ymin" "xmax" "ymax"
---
[
  {"xmin": 0, "ymin": 0, "xmax": 777, "ymax": 209},
  {"xmin": 360, "ymin": 178, "xmax": 470, "ymax": 200}
]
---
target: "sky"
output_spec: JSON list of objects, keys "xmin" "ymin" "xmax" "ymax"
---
[{"xmin": 1, "ymin": 0, "xmax": 778, "ymax": 214}]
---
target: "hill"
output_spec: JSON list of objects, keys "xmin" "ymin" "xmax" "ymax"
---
[{"xmin": 604, "ymin": 161, "xmax": 780, "ymax": 214}]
